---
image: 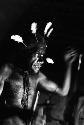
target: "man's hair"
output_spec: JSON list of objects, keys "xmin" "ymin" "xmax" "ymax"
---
[{"xmin": 26, "ymin": 34, "xmax": 46, "ymax": 58}]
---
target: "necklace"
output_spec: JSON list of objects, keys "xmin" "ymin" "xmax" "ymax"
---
[{"xmin": 21, "ymin": 71, "xmax": 29, "ymax": 109}]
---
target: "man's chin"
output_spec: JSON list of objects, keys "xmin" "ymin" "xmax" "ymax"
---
[{"xmin": 34, "ymin": 69, "xmax": 39, "ymax": 73}]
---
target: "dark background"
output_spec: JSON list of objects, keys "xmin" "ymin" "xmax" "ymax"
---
[
  {"xmin": 0, "ymin": 0, "xmax": 84, "ymax": 73},
  {"xmin": 0, "ymin": 0, "xmax": 84, "ymax": 47},
  {"xmin": 0, "ymin": 0, "xmax": 84, "ymax": 124}
]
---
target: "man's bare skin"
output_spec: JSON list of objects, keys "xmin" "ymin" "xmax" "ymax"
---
[
  {"xmin": 0, "ymin": 48, "xmax": 77, "ymax": 125},
  {"xmin": 0, "ymin": 23, "xmax": 78, "ymax": 125}
]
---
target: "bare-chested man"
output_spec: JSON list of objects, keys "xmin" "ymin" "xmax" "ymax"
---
[{"xmin": 0, "ymin": 23, "xmax": 77, "ymax": 125}]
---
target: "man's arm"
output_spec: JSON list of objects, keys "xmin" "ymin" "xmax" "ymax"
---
[
  {"xmin": 38, "ymin": 68, "xmax": 71, "ymax": 96},
  {"xmin": 38, "ymin": 49, "xmax": 78, "ymax": 96},
  {"xmin": 56, "ymin": 63, "xmax": 72, "ymax": 96},
  {"xmin": 0, "ymin": 64, "xmax": 12, "ymax": 95}
]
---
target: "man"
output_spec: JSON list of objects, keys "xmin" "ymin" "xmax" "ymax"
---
[{"xmin": 0, "ymin": 23, "xmax": 77, "ymax": 125}]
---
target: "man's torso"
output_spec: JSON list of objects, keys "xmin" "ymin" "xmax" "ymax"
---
[{"xmin": 1, "ymin": 66, "xmax": 38, "ymax": 110}]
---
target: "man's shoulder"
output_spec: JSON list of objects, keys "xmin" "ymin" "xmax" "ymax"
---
[
  {"xmin": 0, "ymin": 63, "xmax": 13, "ymax": 72},
  {"xmin": 0, "ymin": 63, "xmax": 14, "ymax": 80},
  {"xmin": 37, "ymin": 72, "xmax": 46, "ymax": 81}
]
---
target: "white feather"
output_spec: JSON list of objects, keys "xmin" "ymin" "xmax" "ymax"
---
[
  {"xmin": 44, "ymin": 22, "xmax": 52, "ymax": 35},
  {"xmin": 46, "ymin": 57, "xmax": 54, "ymax": 64},
  {"xmin": 11, "ymin": 35, "xmax": 23, "ymax": 43},
  {"xmin": 31, "ymin": 22, "xmax": 37, "ymax": 34},
  {"xmin": 11, "ymin": 35, "xmax": 27, "ymax": 47},
  {"xmin": 47, "ymin": 28, "xmax": 53, "ymax": 37}
]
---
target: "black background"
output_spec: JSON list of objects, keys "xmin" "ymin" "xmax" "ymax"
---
[
  {"xmin": 0, "ymin": 0, "xmax": 84, "ymax": 47},
  {"xmin": 0, "ymin": 0, "xmax": 84, "ymax": 67}
]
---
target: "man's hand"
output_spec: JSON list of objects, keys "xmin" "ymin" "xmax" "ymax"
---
[
  {"xmin": 64, "ymin": 48, "xmax": 78, "ymax": 65},
  {"xmin": 33, "ymin": 107, "xmax": 46, "ymax": 125}
]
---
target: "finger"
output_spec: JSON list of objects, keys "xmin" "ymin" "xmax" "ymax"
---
[
  {"xmin": 66, "ymin": 50, "xmax": 77, "ymax": 56},
  {"xmin": 65, "ymin": 52, "xmax": 78, "ymax": 58},
  {"xmin": 65, "ymin": 54, "xmax": 78, "ymax": 62},
  {"xmin": 66, "ymin": 48, "xmax": 77, "ymax": 54},
  {"xmin": 69, "ymin": 53, "xmax": 78, "ymax": 57},
  {"xmin": 69, "ymin": 55, "xmax": 78, "ymax": 63}
]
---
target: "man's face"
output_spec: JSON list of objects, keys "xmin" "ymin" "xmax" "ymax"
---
[{"xmin": 31, "ymin": 54, "xmax": 44, "ymax": 73}]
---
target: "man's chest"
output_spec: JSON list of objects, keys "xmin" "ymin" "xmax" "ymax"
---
[
  {"xmin": 6, "ymin": 73, "xmax": 37, "ymax": 97},
  {"xmin": 4, "ymin": 73, "xmax": 38, "ymax": 108}
]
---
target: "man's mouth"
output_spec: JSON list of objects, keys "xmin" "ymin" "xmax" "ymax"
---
[{"xmin": 33, "ymin": 61, "xmax": 44, "ymax": 70}]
